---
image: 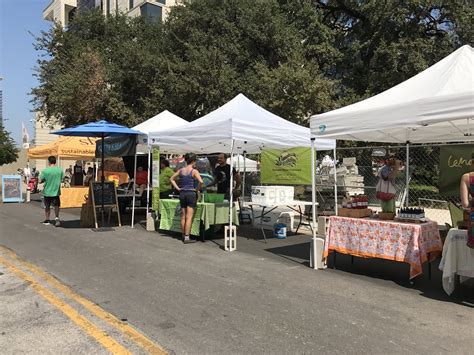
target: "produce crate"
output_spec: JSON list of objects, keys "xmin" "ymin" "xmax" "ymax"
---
[
  {"xmin": 378, "ymin": 212, "xmax": 396, "ymax": 220},
  {"xmin": 338, "ymin": 208, "xmax": 372, "ymax": 218}
]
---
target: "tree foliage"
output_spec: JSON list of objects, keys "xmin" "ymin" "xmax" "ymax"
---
[
  {"xmin": 0, "ymin": 126, "xmax": 19, "ymax": 166},
  {"xmin": 31, "ymin": 0, "xmax": 473, "ymax": 129},
  {"xmin": 32, "ymin": 11, "xmax": 164, "ymax": 127},
  {"xmin": 315, "ymin": 0, "xmax": 473, "ymax": 101}
]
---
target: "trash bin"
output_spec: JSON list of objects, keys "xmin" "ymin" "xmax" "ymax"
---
[{"xmin": 273, "ymin": 223, "xmax": 287, "ymax": 239}]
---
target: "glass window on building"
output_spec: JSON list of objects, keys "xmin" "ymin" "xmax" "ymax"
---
[
  {"xmin": 129, "ymin": 0, "xmax": 134, "ymax": 9},
  {"xmin": 140, "ymin": 3, "xmax": 162, "ymax": 21}
]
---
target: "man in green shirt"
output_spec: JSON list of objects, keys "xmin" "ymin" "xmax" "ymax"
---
[
  {"xmin": 39, "ymin": 156, "xmax": 64, "ymax": 226},
  {"xmin": 159, "ymin": 159, "xmax": 175, "ymax": 199}
]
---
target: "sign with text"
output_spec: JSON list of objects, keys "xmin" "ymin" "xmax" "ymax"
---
[
  {"xmin": 95, "ymin": 136, "xmax": 136, "ymax": 158},
  {"xmin": 439, "ymin": 145, "xmax": 473, "ymax": 196},
  {"xmin": 91, "ymin": 181, "xmax": 117, "ymax": 206},
  {"xmin": 261, "ymin": 147, "xmax": 313, "ymax": 185}
]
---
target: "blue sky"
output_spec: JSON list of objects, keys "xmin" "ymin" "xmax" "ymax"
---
[{"xmin": 0, "ymin": 0, "xmax": 50, "ymax": 145}]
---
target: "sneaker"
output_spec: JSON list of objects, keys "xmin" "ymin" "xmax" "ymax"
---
[
  {"xmin": 42, "ymin": 220, "xmax": 50, "ymax": 225},
  {"xmin": 183, "ymin": 235, "xmax": 195, "ymax": 244},
  {"xmin": 54, "ymin": 218, "xmax": 61, "ymax": 227}
]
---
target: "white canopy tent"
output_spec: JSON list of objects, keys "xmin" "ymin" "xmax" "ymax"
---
[
  {"xmin": 149, "ymin": 93, "xmax": 336, "ymax": 251},
  {"xmin": 134, "ymin": 110, "xmax": 188, "ymax": 152},
  {"xmin": 226, "ymin": 155, "xmax": 258, "ymax": 172},
  {"xmin": 149, "ymin": 93, "xmax": 336, "ymax": 153},
  {"xmin": 130, "ymin": 110, "xmax": 188, "ymax": 227},
  {"xmin": 310, "ymin": 45, "xmax": 474, "ymax": 143},
  {"xmin": 308, "ymin": 45, "xmax": 474, "ymax": 269}
]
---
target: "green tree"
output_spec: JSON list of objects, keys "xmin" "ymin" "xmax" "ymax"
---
[
  {"xmin": 0, "ymin": 126, "xmax": 19, "ymax": 166},
  {"xmin": 31, "ymin": 1, "xmax": 472, "ymax": 130},
  {"xmin": 157, "ymin": 0, "xmax": 336, "ymax": 123},
  {"xmin": 32, "ymin": 10, "xmax": 165, "ymax": 127},
  {"xmin": 315, "ymin": 0, "xmax": 473, "ymax": 101}
]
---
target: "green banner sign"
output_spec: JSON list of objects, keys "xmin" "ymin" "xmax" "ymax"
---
[
  {"xmin": 152, "ymin": 147, "xmax": 160, "ymax": 211},
  {"xmin": 261, "ymin": 147, "xmax": 313, "ymax": 185},
  {"xmin": 439, "ymin": 145, "xmax": 473, "ymax": 196}
]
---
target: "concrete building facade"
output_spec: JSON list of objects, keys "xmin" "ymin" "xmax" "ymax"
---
[
  {"xmin": 43, "ymin": 0, "xmax": 78, "ymax": 27},
  {"xmin": 43, "ymin": 0, "xmax": 178, "ymax": 27}
]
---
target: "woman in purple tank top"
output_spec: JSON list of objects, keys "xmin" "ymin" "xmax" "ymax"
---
[{"xmin": 170, "ymin": 153, "xmax": 203, "ymax": 244}]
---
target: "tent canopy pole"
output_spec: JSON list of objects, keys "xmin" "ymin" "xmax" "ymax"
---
[
  {"xmin": 333, "ymin": 146, "xmax": 338, "ymax": 215},
  {"xmin": 131, "ymin": 146, "xmax": 138, "ymax": 228},
  {"xmin": 100, "ymin": 133, "xmax": 105, "ymax": 227},
  {"xmin": 146, "ymin": 145, "xmax": 152, "ymax": 214},
  {"xmin": 242, "ymin": 151, "xmax": 247, "ymax": 201},
  {"xmin": 310, "ymin": 138, "xmax": 318, "ymax": 269},
  {"xmin": 228, "ymin": 140, "xmax": 235, "ymax": 251},
  {"xmin": 405, "ymin": 141, "xmax": 410, "ymax": 207}
]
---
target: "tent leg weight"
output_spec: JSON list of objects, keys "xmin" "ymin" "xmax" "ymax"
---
[{"xmin": 224, "ymin": 225, "xmax": 237, "ymax": 251}]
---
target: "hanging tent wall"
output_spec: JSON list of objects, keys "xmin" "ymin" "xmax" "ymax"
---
[{"xmin": 149, "ymin": 93, "xmax": 336, "ymax": 252}]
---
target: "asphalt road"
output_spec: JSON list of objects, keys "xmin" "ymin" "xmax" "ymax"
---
[{"xmin": 1, "ymin": 200, "xmax": 473, "ymax": 354}]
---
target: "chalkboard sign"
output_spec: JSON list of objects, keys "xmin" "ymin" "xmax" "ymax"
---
[
  {"xmin": 90, "ymin": 181, "xmax": 121, "ymax": 228},
  {"xmin": 91, "ymin": 181, "xmax": 117, "ymax": 206}
]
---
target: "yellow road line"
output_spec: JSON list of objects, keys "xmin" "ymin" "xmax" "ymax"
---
[
  {"xmin": 0, "ymin": 246, "xmax": 167, "ymax": 355},
  {"xmin": 0, "ymin": 256, "xmax": 131, "ymax": 355}
]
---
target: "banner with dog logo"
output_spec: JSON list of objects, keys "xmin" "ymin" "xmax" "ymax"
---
[{"xmin": 261, "ymin": 147, "xmax": 313, "ymax": 185}]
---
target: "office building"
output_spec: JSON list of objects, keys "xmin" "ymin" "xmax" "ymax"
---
[
  {"xmin": 43, "ymin": 0, "xmax": 77, "ymax": 27},
  {"xmin": 44, "ymin": 0, "xmax": 178, "ymax": 26}
]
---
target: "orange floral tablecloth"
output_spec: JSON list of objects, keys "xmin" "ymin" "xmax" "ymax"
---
[{"xmin": 325, "ymin": 216, "xmax": 443, "ymax": 279}]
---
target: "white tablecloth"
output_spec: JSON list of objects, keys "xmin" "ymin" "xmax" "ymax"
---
[{"xmin": 439, "ymin": 229, "xmax": 474, "ymax": 295}]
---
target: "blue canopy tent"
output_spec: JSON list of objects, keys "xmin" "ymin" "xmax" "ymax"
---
[{"xmin": 53, "ymin": 120, "xmax": 143, "ymax": 228}]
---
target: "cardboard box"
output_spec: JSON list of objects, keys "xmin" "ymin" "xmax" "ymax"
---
[
  {"xmin": 378, "ymin": 212, "xmax": 396, "ymax": 220},
  {"xmin": 338, "ymin": 208, "xmax": 372, "ymax": 218}
]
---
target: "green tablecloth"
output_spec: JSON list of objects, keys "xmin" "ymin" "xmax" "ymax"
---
[{"xmin": 159, "ymin": 199, "xmax": 239, "ymax": 236}]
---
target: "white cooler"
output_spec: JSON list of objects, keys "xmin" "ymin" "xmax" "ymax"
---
[{"xmin": 251, "ymin": 186, "xmax": 294, "ymax": 206}]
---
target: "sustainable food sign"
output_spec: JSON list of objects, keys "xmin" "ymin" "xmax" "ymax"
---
[
  {"xmin": 439, "ymin": 145, "xmax": 473, "ymax": 196},
  {"xmin": 261, "ymin": 147, "xmax": 312, "ymax": 185}
]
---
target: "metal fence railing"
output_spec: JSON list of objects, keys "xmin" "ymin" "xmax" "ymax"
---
[{"xmin": 315, "ymin": 144, "xmax": 466, "ymax": 225}]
